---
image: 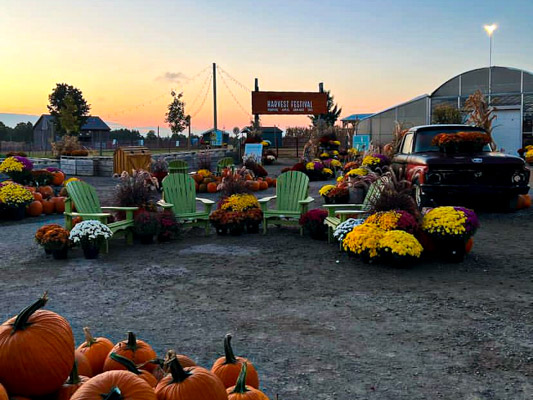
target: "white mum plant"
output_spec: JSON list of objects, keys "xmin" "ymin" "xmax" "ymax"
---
[
  {"xmin": 69, "ymin": 220, "xmax": 113, "ymax": 246},
  {"xmin": 333, "ymin": 218, "xmax": 366, "ymax": 242}
]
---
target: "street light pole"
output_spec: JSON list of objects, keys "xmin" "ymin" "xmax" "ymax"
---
[{"xmin": 484, "ymin": 24, "xmax": 497, "ymax": 98}]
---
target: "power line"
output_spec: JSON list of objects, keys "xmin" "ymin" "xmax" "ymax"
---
[
  {"xmin": 190, "ymin": 74, "xmax": 212, "ymax": 118},
  {"xmin": 218, "ymin": 69, "xmax": 251, "ymax": 119}
]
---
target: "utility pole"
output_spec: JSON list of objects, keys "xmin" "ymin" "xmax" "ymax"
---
[
  {"xmin": 254, "ymin": 78, "xmax": 260, "ymax": 129},
  {"xmin": 157, "ymin": 125, "xmax": 160, "ymax": 149},
  {"xmin": 213, "ymin": 62, "xmax": 217, "ymax": 133},
  {"xmin": 187, "ymin": 115, "xmax": 191, "ymax": 150}
]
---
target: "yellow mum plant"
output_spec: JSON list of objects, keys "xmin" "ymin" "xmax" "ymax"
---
[
  {"xmin": 330, "ymin": 159, "xmax": 342, "ymax": 168},
  {"xmin": 345, "ymin": 168, "xmax": 368, "ymax": 177},
  {"xmin": 0, "ymin": 157, "xmax": 24, "ymax": 173},
  {"xmin": 319, "ymin": 185, "xmax": 335, "ymax": 196},
  {"xmin": 422, "ymin": 206, "xmax": 466, "ymax": 236},
  {"xmin": 0, "ymin": 182, "xmax": 33, "ymax": 207},
  {"xmin": 366, "ymin": 211, "xmax": 401, "ymax": 231},
  {"xmin": 379, "ymin": 230, "xmax": 423, "ymax": 258},
  {"xmin": 342, "ymin": 224, "xmax": 384, "ymax": 258},
  {"xmin": 221, "ymin": 194, "xmax": 260, "ymax": 212},
  {"xmin": 361, "ymin": 156, "xmax": 381, "ymax": 167},
  {"xmin": 197, "ymin": 169, "xmax": 212, "ymax": 177}
]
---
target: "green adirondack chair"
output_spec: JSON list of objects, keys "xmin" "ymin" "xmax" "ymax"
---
[
  {"xmin": 258, "ymin": 171, "xmax": 314, "ymax": 235},
  {"xmin": 216, "ymin": 157, "xmax": 235, "ymax": 174},
  {"xmin": 64, "ymin": 181, "xmax": 138, "ymax": 251},
  {"xmin": 158, "ymin": 173, "xmax": 214, "ymax": 234},
  {"xmin": 323, "ymin": 177, "xmax": 388, "ymax": 243},
  {"xmin": 168, "ymin": 159, "xmax": 189, "ymax": 174}
]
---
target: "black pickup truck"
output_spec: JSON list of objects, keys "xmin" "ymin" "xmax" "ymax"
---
[{"xmin": 391, "ymin": 125, "xmax": 530, "ymax": 209}]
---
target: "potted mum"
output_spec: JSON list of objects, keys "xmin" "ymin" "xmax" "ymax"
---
[
  {"xmin": 37, "ymin": 225, "xmax": 71, "ymax": 259},
  {"xmin": 157, "ymin": 211, "xmax": 180, "ymax": 242},
  {"xmin": 244, "ymin": 208, "xmax": 263, "ymax": 233},
  {"xmin": 333, "ymin": 218, "xmax": 366, "ymax": 243},
  {"xmin": 0, "ymin": 156, "xmax": 33, "ymax": 184},
  {"xmin": 342, "ymin": 223, "xmax": 384, "ymax": 263},
  {"xmin": 35, "ymin": 224, "xmax": 64, "ymax": 255},
  {"xmin": 222, "ymin": 211, "xmax": 246, "ymax": 236},
  {"xmin": 210, "ymin": 209, "xmax": 228, "ymax": 235},
  {"xmin": 151, "ymin": 157, "xmax": 168, "ymax": 187},
  {"xmin": 69, "ymin": 220, "xmax": 113, "ymax": 259},
  {"xmin": 299, "ymin": 209, "xmax": 328, "ymax": 240},
  {"xmin": 378, "ymin": 230, "xmax": 424, "ymax": 266},
  {"xmin": 134, "ymin": 210, "xmax": 160, "ymax": 244},
  {"xmin": 0, "ymin": 182, "xmax": 34, "ymax": 220}
]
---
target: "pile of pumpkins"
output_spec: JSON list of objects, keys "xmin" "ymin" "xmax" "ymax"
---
[
  {"xmin": 192, "ymin": 172, "xmax": 276, "ymax": 194},
  {"xmin": 0, "ymin": 293, "xmax": 270, "ymax": 400},
  {"xmin": 25, "ymin": 185, "xmax": 66, "ymax": 217}
]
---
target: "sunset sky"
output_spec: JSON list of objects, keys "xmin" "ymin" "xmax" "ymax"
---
[{"xmin": 1, "ymin": 0, "xmax": 533, "ymax": 135}]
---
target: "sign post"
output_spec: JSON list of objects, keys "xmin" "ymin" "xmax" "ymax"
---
[{"xmin": 252, "ymin": 91, "xmax": 328, "ymax": 115}]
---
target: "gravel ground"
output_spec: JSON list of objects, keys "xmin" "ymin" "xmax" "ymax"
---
[{"xmin": 0, "ymin": 161, "xmax": 532, "ymax": 400}]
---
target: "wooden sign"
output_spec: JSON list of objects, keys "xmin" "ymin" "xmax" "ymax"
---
[{"xmin": 252, "ymin": 91, "xmax": 328, "ymax": 115}]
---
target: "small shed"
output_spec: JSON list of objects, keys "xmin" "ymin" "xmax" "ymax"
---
[
  {"xmin": 201, "ymin": 129, "xmax": 230, "ymax": 146},
  {"xmin": 113, "ymin": 146, "xmax": 151, "ymax": 175},
  {"xmin": 259, "ymin": 126, "xmax": 283, "ymax": 146}
]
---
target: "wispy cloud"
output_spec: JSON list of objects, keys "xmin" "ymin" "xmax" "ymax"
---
[{"xmin": 156, "ymin": 72, "xmax": 190, "ymax": 84}]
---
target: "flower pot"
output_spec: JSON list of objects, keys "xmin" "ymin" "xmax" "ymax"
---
[
  {"xmin": 246, "ymin": 221, "xmax": 260, "ymax": 234},
  {"xmin": 9, "ymin": 206, "xmax": 27, "ymax": 221},
  {"xmin": 349, "ymin": 188, "xmax": 365, "ymax": 204},
  {"xmin": 44, "ymin": 248, "xmax": 52, "ymax": 255},
  {"xmin": 215, "ymin": 225, "xmax": 228, "ymax": 235},
  {"xmin": 229, "ymin": 223, "xmax": 244, "ymax": 236},
  {"xmin": 433, "ymin": 238, "xmax": 467, "ymax": 262},
  {"xmin": 139, "ymin": 235, "xmax": 154, "ymax": 244},
  {"xmin": 82, "ymin": 244, "xmax": 100, "ymax": 259},
  {"xmin": 51, "ymin": 247, "xmax": 68, "ymax": 260}
]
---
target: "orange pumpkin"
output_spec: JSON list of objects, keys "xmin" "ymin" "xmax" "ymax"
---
[
  {"xmin": 55, "ymin": 362, "xmax": 89, "ymax": 400},
  {"xmin": 0, "ymin": 383, "xmax": 7, "ymax": 400},
  {"xmin": 465, "ymin": 238, "xmax": 474, "ymax": 254},
  {"xmin": 76, "ymin": 327, "xmax": 114, "ymax": 376},
  {"xmin": 156, "ymin": 357, "xmax": 227, "ymax": 400},
  {"xmin": 103, "ymin": 332, "xmax": 157, "ymax": 373},
  {"xmin": 163, "ymin": 349, "xmax": 197, "ymax": 370},
  {"xmin": 52, "ymin": 171, "xmax": 66, "ymax": 186},
  {"xmin": 25, "ymin": 186, "xmax": 36, "ymax": 193},
  {"xmin": 75, "ymin": 350, "xmax": 93, "ymax": 378},
  {"xmin": 108, "ymin": 353, "xmax": 157, "ymax": 387},
  {"xmin": 272, "ymin": 179, "xmax": 276, "ymax": 187},
  {"xmin": 207, "ymin": 182, "xmax": 218, "ymax": 193},
  {"xmin": 211, "ymin": 334, "xmax": 259, "ymax": 389},
  {"xmin": 26, "ymin": 200, "xmax": 43, "ymax": 217},
  {"xmin": 53, "ymin": 196, "xmax": 66, "ymax": 214},
  {"xmin": 41, "ymin": 199, "xmax": 55, "ymax": 215},
  {"xmin": 70, "ymin": 371, "xmax": 156, "ymax": 400},
  {"xmin": 33, "ymin": 192, "xmax": 43, "ymax": 202},
  {"xmin": 265, "ymin": 178, "xmax": 273, "ymax": 187},
  {"xmin": 0, "ymin": 292, "xmax": 75, "ymax": 397},
  {"xmin": 227, "ymin": 363, "xmax": 269, "ymax": 400},
  {"xmin": 249, "ymin": 181, "xmax": 260, "ymax": 192},
  {"xmin": 517, "ymin": 194, "xmax": 531, "ymax": 209},
  {"xmin": 245, "ymin": 174, "xmax": 253, "ymax": 181},
  {"xmin": 192, "ymin": 174, "xmax": 203, "ymax": 184},
  {"xmin": 38, "ymin": 185, "xmax": 54, "ymax": 199},
  {"xmin": 198, "ymin": 183, "xmax": 207, "ymax": 193},
  {"xmin": 259, "ymin": 181, "xmax": 268, "ymax": 191}
]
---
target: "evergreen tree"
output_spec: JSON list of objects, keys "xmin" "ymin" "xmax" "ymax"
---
[{"xmin": 309, "ymin": 90, "xmax": 342, "ymax": 127}]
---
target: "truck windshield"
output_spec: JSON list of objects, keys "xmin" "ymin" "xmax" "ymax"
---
[{"xmin": 414, "ymin": 129, "xmax": 491, "ymax": 152}]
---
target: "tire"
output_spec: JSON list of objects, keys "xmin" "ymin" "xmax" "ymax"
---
[{"xmin": 413, "ymin": 180, "xmax": 429, "ymax": 209}]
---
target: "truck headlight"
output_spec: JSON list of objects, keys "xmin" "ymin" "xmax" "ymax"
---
[
  {"xmin": 512, "ymin": 171, "xmax": 526, "ymax": 184},
  {"xmin": 426, "ymin": 172, "xmax": 442, "ymax": 184}
]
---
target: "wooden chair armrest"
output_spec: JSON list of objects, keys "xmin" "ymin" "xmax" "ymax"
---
[
  {"xmin": 64, "ymin": 212, "xmax": 111, "ymax": 218},
  {"xmin": 196, "ymin": 197, "xmax": 215, "ymax": 205},
  {"xmin": 101, "ymin": 206, "xmax": 139, "ymax": 211},
  {"xmin": 157, "ymin": 200, "xmax": 174, "ymax": 209},
  {"xmin": 258, "ymin": 196, "xmax": 277, "ymax": 204},
  {"xmin": 298, "ymin": 196, "xmax": 315, "ymax": 205}
]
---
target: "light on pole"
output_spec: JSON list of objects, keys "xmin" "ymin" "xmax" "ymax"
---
[{"xmin": 484, "ymin": 24, "xmax": 497, "ymax": 98}]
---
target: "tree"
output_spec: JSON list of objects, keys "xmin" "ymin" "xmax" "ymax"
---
[
  {"xmin": 309, "ymin": 90, "xmax": 342, "ymax": 127},
  {"xmin": 145, "ymin": 130, "xmax": 157, "ymax": 140},
  {"xmin": 432, "ymin": 104, "xmax": 463, "ymax": 124},
  {"xmin": 48, "ymin": 83, "xmax": 90, "ymax": 135},
  {"xmin": 57, "ymin": 94, "xmax": 80, "ymax": 135},
  {"xmin": 12, "ymin": 122, "xmax": 34, "ymax": 143},
  {"xmin": 165, "ymin": 91, "xmax": 189, "ymax": 134}
]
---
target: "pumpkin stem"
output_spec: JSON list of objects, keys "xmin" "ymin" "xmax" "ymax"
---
[
  {"xmin": 125, "ymin": 331, "xmax": 137, "ymax": 351},
  {"xmin": 83, "ymin": 327, "xmax": 97, "ymax": 347},
  {"xmin": 223, "ymin": 334, "xmax": 238, "ymax": 364},
  {"xmin": 101, "ymin": 386, "xmax": 123, "ymax": 400},
  {"xmin": 67, "ymin": 361, "xmax": 82, "ymax": 385},
  {"xmin": 109, "ymin": 352, "xmax": 141, "ymax": 375},
  {"xmin": 167, "ymin": 356, "xmax": 192, "ymax": 383},
  {"xmin": 231, "ymin": 362, "xmax": 250, "ymax": 394},
  {"xmin": 12, "ymin": 291, "xmax": 48, "ymax": 332}
]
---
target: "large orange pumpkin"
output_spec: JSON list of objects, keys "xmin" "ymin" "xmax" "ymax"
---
[
  {"xmin": 207, "ymin": 182, "xmax": 218, "ymax": 193},
  {"xmin": 70, "ymin": 370, "xmax": 156, "ymax": 400},
  {"xmin": 0, "ymin": 292, "xmax": 75, "ymax": 397},
  {"xmin": 38, "ymin": 185, "xmax": 54, "ymax": 199},
  {"xmin": 108, "ymin": 353, "xmax": 157, "ymax": 387},
  {"xmin": 53, "ymin": 196, "xmax": 66, "ymax": 213},
  {"xmin": 76, "ymin": 327, "xmax": 114, "ymax": 376},
  {"xmin": 227, "ymin": 363, "xmax": 269, "ymax": 400},
  {"xmin": 75, "ymin": 350, "xmax": 94, "ymax": 378},
  {"xmin": 0, "ymin": 383, "xmax": 7, "ymax": 400},
  {"xmin": 26, "ymin": 200, "xmax": 43, "ymax": 217},
  {"xmin": 192, "ymin": 174, "xmax": 203, "ymax": 184},
  {"xmin": 33, "ymin": 192, "xmax": 43, "ymax": 202},
  {"xmin": 163, "ymin": 349, "xmax": 197, "ymax": 370},
  {"xmin": 465, "ymin": 238, "xmax": 474, "ymax": 254},
  {"xmin": 155, "ymin": 357, "xmax": 227, "ymax": 400},
  {"xmin": 258, "ymin": 181, "xmax": 268, "ymax": 191},
  {"xmin": 41, "ymin": 199, "xmax": 55, "ymax": 215},
  {"xmin": 103, "ymin": 332, "xmax": 157, "ymax": 373},
  {"xmin": 52, "ymin": 171, "xmax": 66, "ymax": 186},
  {"xmin": 55, "ymin": 362, "xmax": 89, "ymax": 400},
  {"xmin": 211, "ymin": 334, "xmax": 259, "ymax": 389},
  {"xmin": 249, "ymin": 181, "xmax": 260, "ymax": 192},
  {"xmin": 517, "ymin": 194, "xmax": 531, "ymax": 209}
]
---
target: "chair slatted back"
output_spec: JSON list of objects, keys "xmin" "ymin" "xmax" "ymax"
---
[
  {"xmin": 66, "ymin": 181, "xmax": 102, "ymax": 214},
  {"xmin": 362, "ymin": 177, "xmax": 389, "ymax": 210},
  {"xmin": 168, "ymin": 159, "xmax": 189, "ymax": 173},
  {"xmin": 275, "ymin": 171, "xmax": 309, "ymax": 212},
  {"xmin": 217, "ymin": 157, "xmax": 234, "ymax": 168},
  {"xmin": 162, "ymin": 173, "xmax": 197, "ymax": 214}
]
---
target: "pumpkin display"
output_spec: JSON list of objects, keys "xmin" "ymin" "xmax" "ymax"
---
[
  {"xmin": 70, "ymin": 370, "xmax": 156, "ymax": 400},
  {"xmin": 41, "ymin": 199, "xmax": 56, "ymax": 215},
  {"xmin": 155, "ymin": 357, "xmax": 227, "ymax": 400},
  {"xmin": 192, "ymin": 174, "xmax": 203, "ymax": 184},
  {"xmin": 76, "ymin": 327, "xmax": 114, "ymax": 376},
  {"xmin": 207, "ymin": 182, "xmax": 218, "ymax": 193},
  {"xmin": 33, "ymin": 192, "xmax": 43, "ymax": 202},
  {"xmin": 53, "ymin": 196, "xmax": 66, "ymax": 213},
  {"xmin": 211, "ymin": 334, "xmax": 259, "ymax": 389},
  {"xmin": 26, "ymin": 200, "xmax": 43, "ymax": 217},
  {"xmin": 108, "ymin": 353, "xmax": 157, "ymax": 387},
  {"xmin": 38, "ymin": 185, "xmax": 54, "ymax": 199},
  {"xmin": 75, "ymin": 350, "xmax": 94, "ymax": 377},
  {"xmin": 52, "ymin": 171, "xmax": 66, "ymax": 186},
  {"xmin": 465, "ymin": 237, "xmax": 474, "ymax": 254},
  {"xmin": 247, "ymin": 181, "xmax": 260, "ymax": 192},
  {"xmin": 227, "ymin": 363, "xmax": 269, "ymax": 400},
  {"xmin": 103, "ymin": 332, "xmax": 157, "ymax": 373},
  {"xmin": 259, "ymin": 181, "xmax": 268, "ymax": 191},
  {"xmin": 0, "ymin": 383, "xmax": 7, "ymax": 400},
  {"xmin": 55, "ymin": 362, "xmax": 89, "ymax": 400},
  {"xmin": 0, "ymin": 292, "xmax": 75, "ymax": 397},
  {"xmin": 163, "ymin": 349, "xmax": 197, "ymax": 370}
]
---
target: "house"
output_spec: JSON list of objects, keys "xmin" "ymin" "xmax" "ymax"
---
[
  {"xmin": 258, "ymin": 126, "xmax": 283, "ymax": 146},
  {"xmin": 33, "ymin": 115, "xmax": 111, "ymax": 151}
]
